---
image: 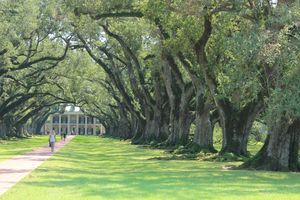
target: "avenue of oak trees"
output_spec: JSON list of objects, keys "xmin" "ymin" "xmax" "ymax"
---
[{"xmin": 0, "ymin": 0, "xmax": 300, "ymax": 172}]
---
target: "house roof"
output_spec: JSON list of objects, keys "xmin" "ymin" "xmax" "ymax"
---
[{"xmin": 65, "ymin": 105, "xmax": 81, "ymax": 112}]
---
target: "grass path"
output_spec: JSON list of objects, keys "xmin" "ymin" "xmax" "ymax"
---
[
  {"xmin": 1, "ymin": 136, "xmax": 300, "ymax": 200},
  {"xmin": 0, "ymin": 136, "xmax": 48, "ymax": 162}
]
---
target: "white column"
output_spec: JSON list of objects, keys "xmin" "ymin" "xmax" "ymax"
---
[
  {"xmin": 76, "ymin": 114, "xmax": 79, "ymax": 135},
  {"xmin": 58, "ymin": 115, "xmax": 61, "ymax": 135},
  {"xmin": 93, "ymin": 117, "xmax": 96, "ymax": 135},
  {"xmin": 85, "ymin": 116, "xmax": 88, "ymax": 135},
  {"xmin": 100, "ymin": 124, "xmax": 103, "ymax": 135},
  {"xmin": 67, "ymin": 114, "xmax": 70, "ymax": 135}
]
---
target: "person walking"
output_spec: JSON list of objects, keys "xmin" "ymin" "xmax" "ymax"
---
[
  {"xmin": 63, "ymin": 132, "xmax": 67, "ymax": 141},
  {"xmin": 48, "ymin": 129, "xmax": 56, "ymax": 153}
]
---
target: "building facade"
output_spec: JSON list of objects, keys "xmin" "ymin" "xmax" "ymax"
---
[{"xmin": 43, "ymin": 108, "xmax": 104, "ymax": 135}]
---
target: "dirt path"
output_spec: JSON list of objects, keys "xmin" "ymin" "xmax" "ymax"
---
[{"xmin": 0, "ymin": 135, "xmax": 75, "ymax": 196}]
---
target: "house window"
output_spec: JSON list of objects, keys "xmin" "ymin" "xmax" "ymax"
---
[
  {"xmin": 52, "ymin": 116, "xmax": 59, "ymax": 124},
  {"xmin": 79, "ymin": 116, "xmax": 85, "ymax": 124}
]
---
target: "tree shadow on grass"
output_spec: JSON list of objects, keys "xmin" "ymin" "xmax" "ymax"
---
[
  {"xmin": 11, "ymin": 136, "xmax": 300, "ymax": 200},
  {"xmin": 24, "ymin": 166, "xmax": 300, "ymax": 200}
]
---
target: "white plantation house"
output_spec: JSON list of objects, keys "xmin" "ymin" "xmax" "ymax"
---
[
  {"xmin": 42, "ymin": 106, "xmax": 105, "ymax": 135},
  {"xmin": 270, "ymin": 0, "xmax": 278, "ymax": 7}
]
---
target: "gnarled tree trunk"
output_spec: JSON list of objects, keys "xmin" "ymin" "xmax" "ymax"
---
[
  {"xmin": 117, "ymin": 108, "xmax": 132, "ymax": 139},
  {"xmin": 241, "ymin": 117, "xmax": 300, "ymax": 171},
  {"xmin": 218, "ymin": 98, "xmax": 264, "ymax": 156},
  {"xmin": 165, "ymin": 85, "xmax": 194, "ymax": 146},
  {"xmin": 131, "ymin": 116, "xmax": 146, "ymax": 144},
  {"xmin": 143, "ymin": 106, "xmax": 169, "ymax": 143},
  {"xmin": 193, "ymin": 99, "xmax": 216, "ymax": 152}
]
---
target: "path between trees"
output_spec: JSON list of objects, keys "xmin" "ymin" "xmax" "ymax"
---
[{"xmin": 0, "ymin": 135, "xmax": 75, "ymax": 196}]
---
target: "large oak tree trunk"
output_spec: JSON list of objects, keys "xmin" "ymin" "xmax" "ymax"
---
[
  {"xmin": 131, "ymin": 116, "xmax": 146, "ymax": 144},
  {"xmin": 117, "ymin": 116, "xmax": 132, "ymax": 140},
  {"xmin": 160, "ymin": 50, "xmax": 195, "ymax": 146},
  {"xmin": 220, "ymin": 114, "xmax": 255, "ymax": 156},
  {"xmin": 242, "ymin": 118, "xmax": 300, "ymax": 171},
  {"xmin": 0, "ymin": 120, "xmax": 7, "ymax": 138},
  {"xmin": 165, "ymin": 87, "xmax": 194, "ymax": 146},
  {"xmin": 15, "ymin": 123, "xmax": 25, "ymax": 137},
  {"xmin": 219, "ymin": 111, "xmax": 250, "ymax": 156},
  {"xmin": 194, "ymin": 14, "xmax": 265, "ymax": 156},
  {"xmin": 166, "ymin": 112, "xmax": 193, "ymax": 146},
  {"xmin": 219, "ymin": 99, "xmax": 263, "ymax": 156},
  {"xmin": 193, "ymin": 99, "xmax": 216, "ymax": 152},
  {"xmin": 30, "ymin": 112, "xmax": 51, "ymax": 134},
  {"xmin": 116, "ymin": 103, "xmax": 132, "ymax": 139},
  {"xmin": 1, "ymin": 116, "xmax": 17, "ymax": 137},
  {"xmin": 142, "ymin": 106, "xmax": 169, "ymax": 143},
  {"xmin": 136, "ymin": 70, "xmax": 169, "ymax": 143}
]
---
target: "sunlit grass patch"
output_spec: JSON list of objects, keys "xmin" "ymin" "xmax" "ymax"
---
[
  {"xmin": 1, "ymin": 136, "xmax": 300, "ymax": 200},
  {"xmin": 0, "ymin": 136, "xmax": 48, "ymax": 162}
]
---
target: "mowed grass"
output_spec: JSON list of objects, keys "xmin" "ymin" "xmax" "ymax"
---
[
  {"xmin": 0, "ymin": 136, "xmax": 48, "ymax": 162},
  {"xmin": 1, "ymin": 136, "xmax": 299, "ymax": 200}
]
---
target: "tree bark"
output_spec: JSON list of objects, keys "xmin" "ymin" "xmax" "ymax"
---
[
  {"xmin": 131, "ymin": 116, "xmax": 146, "ymax": 144},
  {"xmin": 218, "ymin": 98, "xmax": 264, "ymax": 156},
  {"xmin": 0, "ymin": 120, "xmax": 7, "ymax": 138},
  {"xmin": 164, "ymin": 84, "xmax": 194, "ymax": 146},
  {"xmin": 116, "ymin": 103, "xmax": 132, "ymax": 139},
  {"xmin": 241, "ymin": 117, "xmax": 300, "ymax": 171},
  {"xmin": 142, "ymin": 106, "xmax": 168, "ymax": 143},
  {"xmin": 193, "ymin": 98, "xmax": 216, "ymax": 152},
  {"xmin": 132, "ymin": 69, "xmax": 169, "ymax": 144},
  {"xmin": 177, "ymin": 50, "xmax": 216, "ymax": 152},
  {"xmin": 160, "ymin": 54, "xmax": 194, "ymax": 146}
]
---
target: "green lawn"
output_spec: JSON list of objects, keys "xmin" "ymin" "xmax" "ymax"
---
[
  {"xmin": 1, "ymin": 136, "xmax": 299, "ymax": 200},
  {"xmin": 0, "ymin": 136, "xmax": 48, "ymax": 162}
]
